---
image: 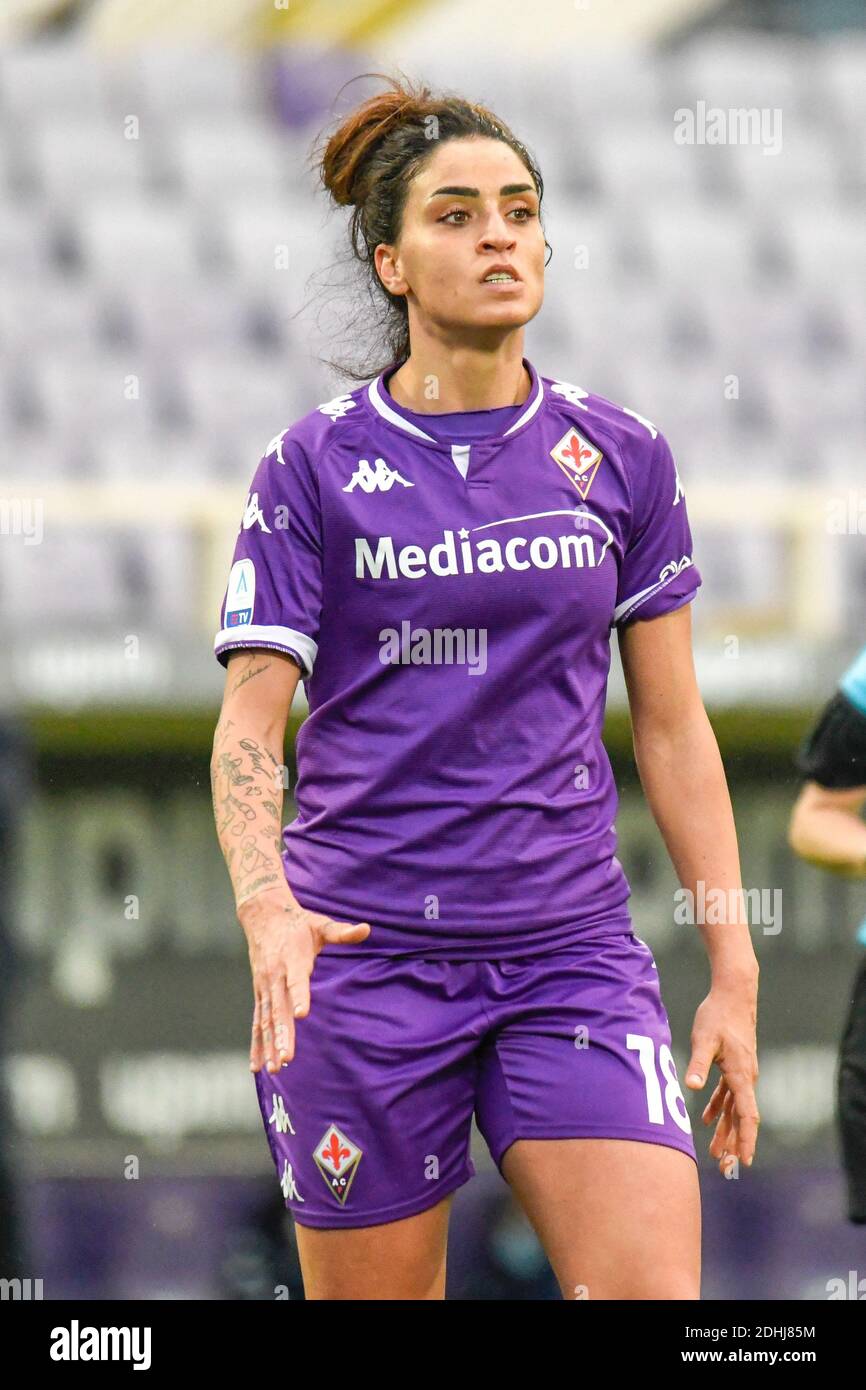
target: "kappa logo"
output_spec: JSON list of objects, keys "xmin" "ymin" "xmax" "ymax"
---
[
  {"xmin": 264, "ymin": 430, "xmax": 289, "ymax": 465},
  {"xmin": 622, "ymin": 406, "xmax": 658, "ymax": 439},
  {"xmin": 550, "ymin": 379, "xmax": 591, "ymax": 410},
  {"xmin": 550, "ymin": 426, "xmax": 604, "ymax": 500},
  {"xmin": 343, "ymin": 457, "xmax": 414, "ymax": 494},
  {"xmin": 280, "ymin": 1158, "xmax": 305, "ymax": 1203},
  {"xmin": 313, "ymin": 1123, "xmax": 363, "ymax": 1206},
  {"xmin": 268, "ymin": 1094, "xmax": 296, "ymax": 1135},
  {"xmin": 550, "ymin": 378, "xmax": 660, "ymax": 442},
  {"xmin": 317, "ymin": 392, "xmax": 357, "ymax": 422},
  {"xmin": 241, "ymin": 491, "xmax": 271, "ymax": 532},
  {"xmin": 659, "ymin": 555, "xmax": 693, "ymax": 583}
]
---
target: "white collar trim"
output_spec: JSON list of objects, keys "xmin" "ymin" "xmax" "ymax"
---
[
  {"xmin": 368, "ymin": 361, "xmax": 544, "ymax": 441},
  {"xmin": 367, "ymin": 375, "xmax": 438, "ymax": 440},
  {"xmin": 504, "ymin": 364, "xmax": 544, "ymax": 434}
]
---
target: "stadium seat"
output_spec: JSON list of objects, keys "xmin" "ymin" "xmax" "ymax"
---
[
  {"xmin": 167, "ymin": 117, "xmax": 293, "ymax": 201},
  {"xmin": 29, "ymin": 117, "xmax": 153, "ymax": 199},
  {"xmin": 781, "ymin": 205, "xmax": 866, "ymax": 289},
  {"xmin": 73, "ymin": 194, "xmax": 204, "ymax": 283},
  {"xmin": 131, "ymin": 44, "xmax": 262, "ymax": 117},
  {"xmin": 174, "ymin": 349, "xmax": 312, "ymax": 443},
  {"xmin": 214, "ymin": 197, "xmax": 341, "ymax": 294},
  {"xmin": 723, "ymin": 127, "xmax": 843, "ymax": 205},
  {"xmin": 672, "ymin": 33, "xmax": 810, "ymax": 117},
  {"xmin": 0, "ymin": 204, "xmax": 59, "ymax": 278},
  {"xmin": 583, "ymin": 123, "xmax": 705, "ymax": 203},
  {"xmin": 640, "ymin": 202, "xmax": 766, "ymax": 289},
  {"xmin": 28, "ymin": 351, "xmax": 171, "ymax": 437},
  {"xmin": 109, "ymin": 278, "xmax": 286, "ymax": 354},
  {"xmin": 0, "ymin": 41, "xmax": 111, "ymax": 117},
  {"xmin": 819, "ymin": 35, "xmax": 866, "ymax": 126}
]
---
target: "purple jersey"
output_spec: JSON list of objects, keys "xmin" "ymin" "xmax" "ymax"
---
[{"xmin": 215, "ymin": 358, "xmax": 702, "ymax": 957}]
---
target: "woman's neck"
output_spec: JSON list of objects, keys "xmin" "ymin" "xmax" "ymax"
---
[{"xmin": 386, "ymin": 351, "xmax": 531, "ymax": 414}]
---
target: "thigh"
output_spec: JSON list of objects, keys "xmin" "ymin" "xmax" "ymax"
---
[
  {"xmin": 475, "ymin": 932, "xmax": 697, "ymax": 1166},
  {"xmin": 474, "ymin": 931, "xmax": 701, "ymax": 1296},
  {"xmin": 296, "ymin": 1193, "xmax": 454, "ymax": 1300},
  {"xmin": 253, "ymin": 952, "xmax": 481, "ymax": 1293},
  {"xmin": 501, "ymin": 1137, "xmax": 701, "ymax": 1299}
]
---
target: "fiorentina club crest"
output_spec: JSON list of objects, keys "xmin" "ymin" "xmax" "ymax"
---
[
  {"xmin": 550, "ymin": 426, "xmax": 604, "ymax": 500},
  {"xmin": 313, "ymin": 1123, "xmax": 363, "ymax": 1206}
]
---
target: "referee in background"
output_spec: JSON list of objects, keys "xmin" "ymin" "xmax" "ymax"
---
[{"xmin": 789, "ymin": 645, "xmax": 866, "ymax": 1225}]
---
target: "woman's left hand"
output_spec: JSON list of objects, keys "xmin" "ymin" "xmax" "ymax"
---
[{"xmin": 684, "ymin": 974, "xmax": 760, "ymax": 1174}]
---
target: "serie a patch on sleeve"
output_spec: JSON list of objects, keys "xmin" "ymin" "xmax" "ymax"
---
[{"xmin": 225, "ymin": 558, "xmax": 255, "ymax": 627}]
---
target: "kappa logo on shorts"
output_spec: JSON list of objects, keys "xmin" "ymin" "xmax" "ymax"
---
[
  {"xmin": 549, "ymin": 426, "xmax": 604, "ymax": 500},
  {"xmin": 313, "ymin": 1123, "xmax": 363, "ymax": 1206},
  {"xmin": 280, "ymin": 1159, "xmax": 305, "ymax": 1203}
]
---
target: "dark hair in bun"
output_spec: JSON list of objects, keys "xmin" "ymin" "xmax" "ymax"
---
[{"xmin": 309, "ymin": 70, "xmax": 549, "ymax": 381}]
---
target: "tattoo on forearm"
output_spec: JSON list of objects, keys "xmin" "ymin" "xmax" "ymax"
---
[
  {"xmin": 238, "ymin": 872, "xmax": 280, "ymax": 904},
  {"xmin": 239, "ymin": 738, "xmax": 279, "ymax": 778},
  {"xmin": 211, "ymin": 719, "xmax": 287, "ymax": 906},
  {"xmin": 218, "ymin": 752, "xmax": 255, "ymax": 788}
]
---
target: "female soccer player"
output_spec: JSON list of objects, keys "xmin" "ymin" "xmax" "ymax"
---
[
  {"xmin": 789, "ymin": 642, "xmax": 866, "ymax": 1225},
  {"xmin": 210, "ymin": 77, "xmax": 760, "ymax": 1300}
]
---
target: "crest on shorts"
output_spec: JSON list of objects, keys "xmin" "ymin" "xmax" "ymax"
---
[
  {"xmin": 313, "ymin": 1123, "xmax": 363, "ymax": 1206},
  {"xmin": 549, "ymin": 426, "xmax": 603, "ymax": 500}
]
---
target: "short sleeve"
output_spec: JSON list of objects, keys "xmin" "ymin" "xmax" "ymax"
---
[
  {"xmin": 795, "ymin": 691, "xmax": 866, "ymax": 789},
  {"xmin": 213, "ymin": 431, "xmax": 322, "ymax": 677},
  {"xmin": 612, "ymin": 427, "xmax": 702, "ymax": 627}
]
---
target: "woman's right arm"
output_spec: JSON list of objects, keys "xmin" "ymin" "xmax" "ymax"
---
[{"xmin": 211, "ymin": 649, "xmax": 370, "ymax": 1073}]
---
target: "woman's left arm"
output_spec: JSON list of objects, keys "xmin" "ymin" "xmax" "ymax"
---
[{"xmin": 617, "ymin": 602, "xmax": 760, "ymax": 1173}]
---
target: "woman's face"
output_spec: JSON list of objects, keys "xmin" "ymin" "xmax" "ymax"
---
[{"xmin": 375, "ymin": 135, "xmax": 546, "ymax": 344}]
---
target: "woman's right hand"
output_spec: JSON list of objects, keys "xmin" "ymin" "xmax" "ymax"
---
[{"xmin": 238, "ymin": 887, "xmax": 371, "ymax": 1073}]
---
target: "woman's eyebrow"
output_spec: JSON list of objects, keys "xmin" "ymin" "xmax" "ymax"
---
[{"xmin": 427, "ymin": 183, "xmax": 536, "ymax": 199}]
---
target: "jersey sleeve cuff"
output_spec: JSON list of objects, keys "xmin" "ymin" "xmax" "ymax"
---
[
  {"xmin": 613, "ymin": 561, "xmax": 701, "ymax": 626},
  {"xmin": 214, "ymin": 625, "xmax": 318, "ymax": 678}
]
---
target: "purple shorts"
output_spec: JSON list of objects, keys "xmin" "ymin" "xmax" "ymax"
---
[{"xmin": 253, "ymin": 929, "xmax": 697, "ymax": 1229}]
